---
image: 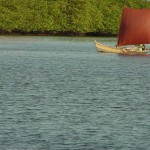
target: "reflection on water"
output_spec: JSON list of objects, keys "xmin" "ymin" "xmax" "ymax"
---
[{"xmin": 0, "ymin": 36, "xmax": 150, "ymax": 150}]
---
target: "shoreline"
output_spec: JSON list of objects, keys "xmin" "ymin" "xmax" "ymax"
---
[{"xmin": 0, "ymin": 31, "xmax": 117, "ymax": 37}]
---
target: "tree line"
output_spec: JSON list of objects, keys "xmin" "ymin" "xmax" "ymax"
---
[{"xmin": 0, "ymin": 0, "xmax": 150, "ymax": 36}]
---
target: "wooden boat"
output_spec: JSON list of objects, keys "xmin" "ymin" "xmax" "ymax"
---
[
  {"xmin": 94, "ymin": 40, "xmax": 148, "ymax": 55},
  {"xmin": 95, "ymin": 6, "xmax": 150, "ymax": 55}
]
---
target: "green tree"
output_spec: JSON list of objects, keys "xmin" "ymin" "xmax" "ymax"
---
[
  {"xmin": 0, "ymin": 0, "xmax": 150, "ymax": 35},
  {"xmin": 47, "ymin": 0, "xmax": 68, "ymax": 32}
]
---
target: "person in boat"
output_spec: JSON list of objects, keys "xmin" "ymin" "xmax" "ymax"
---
[{"xmin": 136, "ymin": 44, "xmax": 145, "ymax": 51}]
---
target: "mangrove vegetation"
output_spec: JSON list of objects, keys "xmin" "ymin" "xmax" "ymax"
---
[{"xmin": 0, "ymin": 0, "xmax": 150, "ymax": 36}]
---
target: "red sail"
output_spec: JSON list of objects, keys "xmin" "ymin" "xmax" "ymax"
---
[{"xmin": 117, "ymin": 8, "xmax": 150, "ymax": 46}]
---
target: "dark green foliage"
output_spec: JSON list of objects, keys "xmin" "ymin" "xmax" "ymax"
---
[{"xmin": 0, "ymin": 0, "xmax": 150, "ymax": 35}]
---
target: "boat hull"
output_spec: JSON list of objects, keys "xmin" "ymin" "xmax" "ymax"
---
[{"xmin": 94, "ymin": 40, "xmax": 148, "ymax": 55}]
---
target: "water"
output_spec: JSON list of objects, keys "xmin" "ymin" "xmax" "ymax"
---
[{"xmin": 0, "ymin": 36, "xmax": 150, "ymax": 150}]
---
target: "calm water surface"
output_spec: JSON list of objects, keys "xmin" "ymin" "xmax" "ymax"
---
[{"xmin": 0, "ymin": 36, "xmax": 150, "ymax": 150}]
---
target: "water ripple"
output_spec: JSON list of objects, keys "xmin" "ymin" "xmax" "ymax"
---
[{"xmin": 0, "ymin": 36, "xmax": 150, "ymax": 150}]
